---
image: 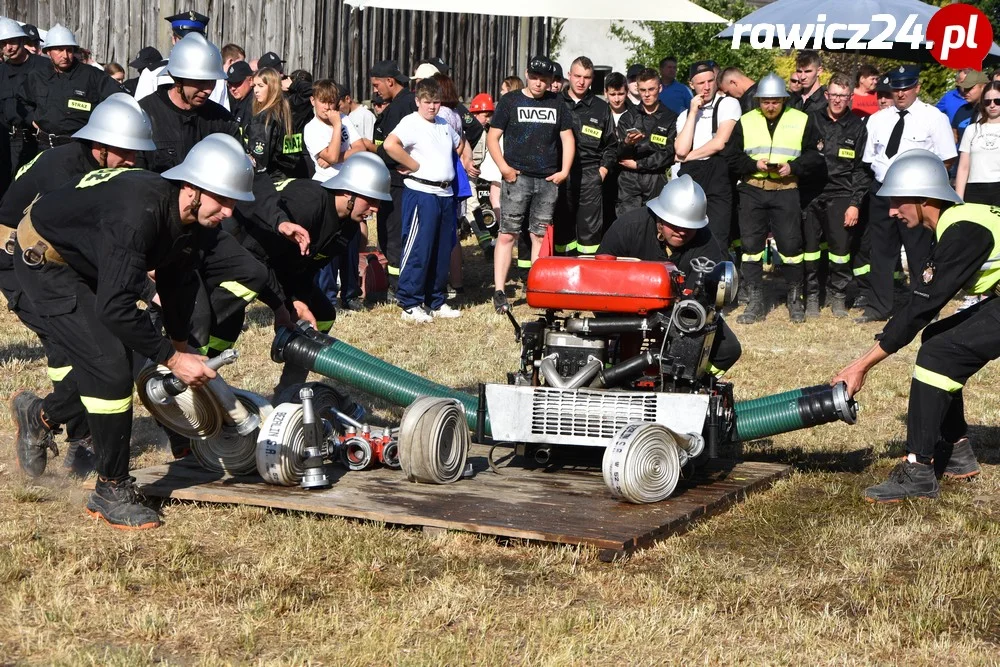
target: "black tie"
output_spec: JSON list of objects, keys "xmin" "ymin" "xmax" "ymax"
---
[{"xmin": 885, "ymin": 109, "xmax": 908, "ymax": 158}]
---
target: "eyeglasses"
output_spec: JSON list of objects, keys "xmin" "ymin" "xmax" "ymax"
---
[
  {"xmin": 984, "ymin": 98, "xmax": 1000, "ymax": 106},
  {"xmin": 827, "ymin": 93, "xmax": 851, "ymax": 100}
]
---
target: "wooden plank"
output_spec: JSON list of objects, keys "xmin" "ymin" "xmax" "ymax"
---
[{"xmin": 122, "ymin": 446, "xmax": 791, "ymax": 557}]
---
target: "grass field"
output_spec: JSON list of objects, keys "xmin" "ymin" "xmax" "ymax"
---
[{"xmin": 1, "ymin": 240, "xmax": 999, "ymax": 665}]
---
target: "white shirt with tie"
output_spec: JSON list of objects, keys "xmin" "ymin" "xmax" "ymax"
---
[{"xmin": 862, "ymin": 99, "xmax": 956, "ymax": 183}]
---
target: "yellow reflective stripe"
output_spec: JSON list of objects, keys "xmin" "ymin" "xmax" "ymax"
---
[
  {"xmin": 828, "ymin": 253, "xmax": 851, "ymax": 264},
  {"xmin": 576, "ymin": 243, "xmax": 600, "ymax": 255},
  {"xmin": 730, "ymin": 239, "xmax": 742, "ymax": 249},
  {"xmin": 742, "ymin": 251, "xmax": 765, "ymax": 262},
  {"xmin": 706, "ymin": 362, "xmax": 726, "ymax": 378},
  {"xmin": 804, "ymin": 251, "xmax": 822, "ymax": 262},
  {"xmin": 15, "ymin": 153, "xmax": 42, "ymax": 180},
  {"xmin": 81, "ymin": 395, "xmax": 132, "ymax": 414},
  {"xmin": 220, "ymin": 281, "xmax": 257, "ymax": 302},
  {"xmin": 779, "ymin": 253, "xmax": 803, "ymax": 264},
  {"xmin": 853, "ymin": 264, "xmax": 870, "ymax": 277},
  {"xmin": 935, "ymin": 203, "xmax": 1000, "ymax": 294},
  {"xmin": 516, "ymin": 259, "xmax": 533, "ymax": 268},
  {"xmin": 554, "ymin": 241, "xmax": 579, "ymax": 253},
  {"xmin": 197, "ymin": 336, "xmax": 235, "ymax": 355},
  {"xmin": 913, "ymin": 366, "xmax": 963, "ymax": 393},
  {"xmin": 47, "ymin": 366, "xmax": 72, "ymax": 382},
  {"xmin": 316, "ymin": 320, "xmax": 334, "ymax": 332},
  {"xmin": 387, "ymin": 265, "xmax": 400, "ymax": 276}
]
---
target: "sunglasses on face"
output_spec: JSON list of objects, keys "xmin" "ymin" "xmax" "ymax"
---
[{"xmin": 984, "ymin": 98, "xmax": 1000, "ymax": 106}]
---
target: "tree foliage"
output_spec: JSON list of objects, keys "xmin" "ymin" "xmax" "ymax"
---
[{"xmin": 609, "ymin": 0, "xmax": 775, "ymax": 78}]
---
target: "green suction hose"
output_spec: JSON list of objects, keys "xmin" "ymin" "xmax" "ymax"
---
[
  {"xmin": 733, "ymin": 383, "xmax": 857, "ymax": 442},
  {"xmin": 273, "ymin": 327, "xmax": 485, "ymax": 432}
]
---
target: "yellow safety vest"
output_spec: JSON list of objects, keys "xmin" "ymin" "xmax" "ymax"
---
[
  {"xmin": 740, "ymin": 108, "xmax": 808, "ymax": 179},
  {"xmin": 935, "ymin": 203, "xmax": 1000, "ymax": 295}
]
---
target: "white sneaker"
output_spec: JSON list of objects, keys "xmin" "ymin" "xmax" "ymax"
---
[
  {"xmin": 431, "ymin": 303, "xmax": 462, "ymax": 318},
  {"xmin": 401, "ymin": 306, "xmax": 433, "ymax": 323}
]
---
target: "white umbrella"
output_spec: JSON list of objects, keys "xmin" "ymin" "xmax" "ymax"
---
[{"xmin": 345, "ymin": 0, "xmax": 727, "ymax": 23}]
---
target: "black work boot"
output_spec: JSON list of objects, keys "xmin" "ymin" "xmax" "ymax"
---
[
  {"xmin": 737, "ymin": 286, "xmax": 767, "ymax": 324},
  {"xmin": 86, "ymin": 476, "xmax": 161, "ymax": 530},
  {"xmin": 805, "ymin": 293, "xmax": 821, "ymax": 319},
  {"xmin": 63, "ymin": 437, "xmax": 96, "ymax": 478},
  {"xmin": 864, "ymin": 459, "xmax": 940, "ymax": 503},
  {"xmin": 829, "ymin": 294, "xmax": 849, "ymax": 318},
  {"xmin": 787, "ymin": 287, "xmax": 806, "ymax": 324},
  {"xmin": 10, "ymin": 390, "xmax": 59, "ymax": 478},
  {"xmin": 934, "ymin": 438, "xmax": 981, "ymax": 481},
  {"xmin": 493, "ymin": 290, "xmax": 511, "ymax": 314}
]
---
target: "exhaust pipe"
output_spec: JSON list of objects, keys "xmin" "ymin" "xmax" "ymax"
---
[{"xmin": 534, "ymin": 447, "xmax": 552, "ymax": 465}]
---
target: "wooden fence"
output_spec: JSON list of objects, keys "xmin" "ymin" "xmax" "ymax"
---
[{"xmin": 0, "ymin": 0, "xmax": 549, "ymax": 99}]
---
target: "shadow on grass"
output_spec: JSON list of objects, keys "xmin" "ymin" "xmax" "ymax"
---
[
  {"xmin": 745, "ymin": 441, "xmax": 884, "ymax": 473},
  {"xmin": 0, "ymin": 341, "xmax": 45, "ymax": 365}
]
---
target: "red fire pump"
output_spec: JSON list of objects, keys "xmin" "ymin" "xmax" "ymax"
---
[{"xmin": 487, "ymin": 254, "xmax": 739, "ymax": 468}]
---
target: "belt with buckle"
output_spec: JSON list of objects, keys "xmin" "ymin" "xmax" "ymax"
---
[
  {"xmin": 0, "ymin": 224, "xmax": 15, "ymax": 255},
  {"xmin": 406, "ymin": 175, "xmax": 452, "ymax": 189},
  {"xmin": 17, "ymin": 214, "xmax": 65, "ymax": 266},
  {"xmin": 8, "ymin": 127, "xmax": 33, "ymax": 139},
  {"xmin": 745, "ymin": 176, "xmax": 798, "ymax": 191}
]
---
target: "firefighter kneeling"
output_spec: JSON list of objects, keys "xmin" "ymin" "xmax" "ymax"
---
[
  {"xmin": 834, "ymin": 149, "xmax": 993, "ymax": 503},
  {"xmin": 14, "ymin": 134, "xmax": 292, "ymax": 529}
]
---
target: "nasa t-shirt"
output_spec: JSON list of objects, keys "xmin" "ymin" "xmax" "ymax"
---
[{"xmin": 491, "ymin": 89, "xmax": 572, "ymax": 178}]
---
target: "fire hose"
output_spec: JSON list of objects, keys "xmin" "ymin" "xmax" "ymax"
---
[
  {"xmin": 256, "ymin": 387, "xmax": 465, "ymax": 488},
  {"xmin": 135, "ymin": 350, "xmax": 268, "ymax": 475},
  {"xmin": 272, "ymin": 324, "xmax": 486, "ymax": 432},
  {"xmin": 603, "ymin": 422, "xmax": 705, "ymax": 504}
]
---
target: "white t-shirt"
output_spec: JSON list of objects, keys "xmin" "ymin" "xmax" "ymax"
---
[
  {"xmin": 348, "ymin": 104, "xmax": 376, "ymax": 141},
  {"xmin": 133, "ymin": 64, "xmax": 230, "ymax": 110},
  {"xmin": 304, "ymin": 113, "xmax": 362, "ymax": 182},
  {"xmin": 863, "ymin": 100, "xmax": 957, "ymax": 182},
  {"xmin": 675, "ymin": 94, "xmax": 741, "ymax": 160},
  {"xmin": 390, "ymin": 112, "xmax": 460, "ymax": 196},
  {"xmin": 959, "ymin": 122, "xmax": 1000, "ymax": 184},
  {"xmin": 479, "ymin": 136, "xmax": 503, "ymax": 183}
]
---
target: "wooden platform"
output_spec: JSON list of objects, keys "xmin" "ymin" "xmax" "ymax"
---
[{"xmin": 130, "ymin": 447, "xmax": 791, "ymax": 560}]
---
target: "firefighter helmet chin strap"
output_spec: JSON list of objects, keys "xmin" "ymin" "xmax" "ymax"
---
[{"xmin": 188, "ymin": 187, "xmax": 203, "ymax": 219}]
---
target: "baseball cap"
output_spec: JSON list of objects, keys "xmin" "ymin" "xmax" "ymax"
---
[
  {"xmin": 370, "ymin": 60, "xmax": 408, "ymax": 85},
  {"xmin": 129, "ymin": 46, "xmax": 163, "ymax": 71},
  {"xmin": 424, "ymin": 56, "xmax": 449, "ymax": 75},
  {"xmin": 21, "ymin": 24, "xmax": 41, "ymax": 43},
  {"xmin": 959, "ymin": 70, "xmax": 989, "ymax": 89},
  {"xmin": 526, "ymin": 55, "xmax": 556, "ymax": 77},
  {"xmin": 688, "ymin": 60, "xmax": 716, "ymax": 79},
  {"xmin": 226, "ymin": 61, "xmax": 253, "ymax": 85},
  {"xmin": 626, "ymin": 64, "xmax": 645, "ymax": 80},
  {"xmin": 258, "ymin": 51, "xmax": 285, "ymax": 73},
  {"xmin": 411, "ymin": 62, "xmax": 440, "ymax": 80}
]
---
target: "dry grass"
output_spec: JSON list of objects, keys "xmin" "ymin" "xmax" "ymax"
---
[{"xmin": 1, "ymin": 238, "xmax": 999, "ymax": 665}]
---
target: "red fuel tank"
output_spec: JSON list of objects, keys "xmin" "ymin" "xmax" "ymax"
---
[{"xmin": 526, "ymin": 255, "xmax": 678, "ymax": 314}]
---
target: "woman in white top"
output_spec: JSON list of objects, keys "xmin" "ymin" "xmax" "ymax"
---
[{"xmin": 956, "ymin": 81, "xmax": 1000, "ymax": 207}]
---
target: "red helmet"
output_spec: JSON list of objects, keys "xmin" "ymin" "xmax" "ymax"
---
[{"xmin": 469, "ymin": 93, "xmax": 495, "ymax": 113}]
